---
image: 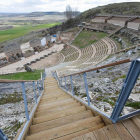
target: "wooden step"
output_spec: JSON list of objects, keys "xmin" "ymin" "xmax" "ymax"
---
[
  {"xmin": 42, "ymin": 92, "xmax": 66, "ymax": 98},
  {"xmin": 30, "ymin": 110, "xmax": 93, "ymax": 134},
  {"xmin": 35, "ymin": 102, "xmax": 81, "ymax": 115},
  {"xmin": 37, "ymin": 98, "xmax": 75, "ymax": 109},
  {"xmin": 35, "ymin": 103, "xmax": 82, "ymax": 117},
  {"xmin": 56, "ymin": 126, "xmax": 103, "ymax": 140},
  {"xmin": 37, "ymin": 99, "xmax": 77, "ymax": 111},
  {"xmin": 26, "ymin": 116, "xmax": 104, "ymax": 140},
  {"xmin": 44, "ymin": 85, "xmax": 58, "ymax": 88},
  {"xmin": 33, "ymin": 106, "xmax": 86, "ymax": 124},
  {"xmin": 39, "ymin": 96, "xmax": 70, "ymax": 104},
  {"xmin": 40, "ymin": 95, "xmax": 70, "ymax": 102}
]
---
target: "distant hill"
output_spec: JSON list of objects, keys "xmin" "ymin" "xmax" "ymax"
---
[
  {"xmin": 79, "ymin": 2, "xmax": 140, "ymax": 21},
  {"xmin": 25, "ymin": 12, "xmax": 64, "ymax": 17},
  {"xmin": 61, "ymin": 2, "xmax": 140, "ymax": 30}
]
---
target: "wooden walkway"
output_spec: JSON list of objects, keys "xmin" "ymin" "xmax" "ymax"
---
[{"xmin": 23, "ymin": 77, "xmax": 140, "ymax": 140}]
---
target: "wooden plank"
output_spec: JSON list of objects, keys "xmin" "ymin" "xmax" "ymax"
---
[
  {"xmin": 57, "ymin": 125, "xmax": 105, "ymax": 140},
  {"xmin": 71, "ymin": 136, "xmax": 83, "ymax": 140},
  {"xmin": 40, "ymin": 95, "xmax": 70, "ymax": 102},
  {"xmin": 93, "ymin": 128, "xmax": 108, "ymax": 140},
  {"xmin": 26, "ymin": 117, "xmax": 105, "ymax": 140},
  {"xmin": 35, "ymin": 103, "xmax": 82, "ymax": 117},
  {"xmin": 131, "ymin": 116, "xmax": 140, "ymax": 130},
  {"xmin": 137, "ymin": 114, "xmax": 140, "ymax": 119},
  {"xmin": 35, "ymin": 102, "xmax": 81, "ymax": 116},
  {"xmin": 103, "ymin": 125, "xmax": 121, "ymax": 140},
  {"xmin": 42, "ymin": 92, "xmax": 66, "ymax": 98},
  {"xmin": 122, "ymin": 119, "xmax": 140, "ymax": 140},
  {"xmin": 36, "ymin": 99, "xmax": 76, "ymax": 111},
  {"xmin": 37, "ymin": 98, "xmax": 75, "ymax": 109},
  {"xmin": 30, "ymin": 110, "xmax": 93, "ymax": 134},
  {"xmin": 40, "ymin": 96, "xmax": 70, "ymax": 104},
  {"xmin": 41, "ymin": 93, "xmax": 67, "ymax": 100},
  {"xmin": 33, "ymin": 106, "xmax": 86, "ymax": 124},
  {"xmin": 82, "ymin": 132, "xmax": 96, "ymax": 140},
  {"xmin": 113, "ymin": 122, "xmax": 134, "ymax": 140}
]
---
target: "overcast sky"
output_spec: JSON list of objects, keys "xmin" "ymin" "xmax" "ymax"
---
[{"xmin": 0, "ymin": 0, "xmax": 139, "ymax": 13}]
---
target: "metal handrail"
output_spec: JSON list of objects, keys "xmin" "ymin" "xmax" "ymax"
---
[
  {"xmin": 0, "ymin": 79, "xmax": 38, "ymax": 83},
  {"xmin": 0, "ymin": 72, "xmax": 46, "ymax": 140},
  {"xmin": 53, "ymin": 58, "xmax": 140, "ymax": 123},
  {"xmin": 59, "ymin": 58, "xmax": 131, "ymax": 78}
]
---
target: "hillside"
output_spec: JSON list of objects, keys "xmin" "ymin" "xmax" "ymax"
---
[
  {"xmin": 62, "ymin": 2, "xmax": 140, "ymax": 30},
  {"xmin": 81, "ymin": 2, "xmax": 140, "ymax": 20}
]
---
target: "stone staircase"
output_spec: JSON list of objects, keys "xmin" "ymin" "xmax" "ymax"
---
[{"xmin": 24, "ymin": 77, "xmax": 105, "ymax": 140}]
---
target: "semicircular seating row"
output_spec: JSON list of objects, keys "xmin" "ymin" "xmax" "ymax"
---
[{"xmin": 46, "ymin": 37, "xmax": 117, "ymax": 76}]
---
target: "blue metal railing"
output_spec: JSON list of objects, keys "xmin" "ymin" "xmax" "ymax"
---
[
  {"xmin": 0, "ymin": 72, "xmax": 46, "ymax": 140},
  {"xmin": 52, "ymin": 59, "xmax": 140, "ymax": 123}
]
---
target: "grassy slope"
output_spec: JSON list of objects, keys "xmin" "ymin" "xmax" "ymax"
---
[
  {"xmin": 72, "ymin": 30, "xmax": 108, "ymax": 49},
  {"xmin": 0, "ymin": 23, "xmax": 61, "ymax": 43},
  {"xmin": 0, "ymin": 70, "xmax": 43, "ymax": 80}
]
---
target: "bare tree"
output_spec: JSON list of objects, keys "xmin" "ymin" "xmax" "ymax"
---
[
  {"xmin": 73, "ymin": 7, "xmax": 78, "ymax": 18},
  {"xmin": 65, "ymin": 5, "xmax": 73, "ymax": 20}
]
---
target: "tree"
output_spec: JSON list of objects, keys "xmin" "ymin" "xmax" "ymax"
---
[{"xmin": 65, "ymin": 5, "xmax": 73, "ymax": 20}]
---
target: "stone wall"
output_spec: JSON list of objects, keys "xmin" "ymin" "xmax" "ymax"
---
[
  {"xmin": 127, "ymin": 22, "xmax": 140, "ymax": 30},
  {"xmin": 4, "ymin": 43, "xmax": 22, "ymax": 61},
  {"xmin": 23, "ymin": 50, "xmax": 35, "ymax": 57},
  {"xmin": 127, "ymin": 18, "xmax": 140, "ymax": 30},
  {"xmin": 45, "ymin": 34, "xmax": 51, "ymax": 46},
  {"xmin": 107, "ymin": 20, "xmax": 126, "ymax": 27},
  {"xmin": 91, "ymin": 16, "xmax": 108, "ymax": 23},
  {"xmin": 29, "ymin": 38, "xmax": 41, "ymax": 48},
  {"xmin": 107, "ymin": 17, "xmax": 131, "ymax": 27}
]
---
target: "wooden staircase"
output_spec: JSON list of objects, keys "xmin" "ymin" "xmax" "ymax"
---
[{"xmin": 24, "ymin": 77, "xmax": 105, "ymax": 140}]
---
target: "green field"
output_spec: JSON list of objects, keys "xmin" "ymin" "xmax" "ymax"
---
[
  {"xmin": 0, "ymin": 23, "xmax": 61, "ymax": 43},
  {"xmin": 72, "ymin": 30, "xmax": 108, "ymax": 49},
  {"xmin": 0, "ymin": 70, "xmax": 44, "ymax": 80}
]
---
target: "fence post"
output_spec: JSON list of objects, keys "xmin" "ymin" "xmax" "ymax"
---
[
  {"xmin": 0, "ymin": 128, "xmax": 8, "ymax": 140},
  {"xmin": 65, "ymin": 77, "xmax": 67, "ymax": 91},
  {"xmin": 83, "ymin": 72, "xmax": 90, "ymax": 106},
  {"xmin": 37, "ymin": 81, "xmax": 41, "ymax": 96},
  {"xmin": 70, "ymin": 75, "xmax": 74, "ymax": 96},
  {"xmin": 110, "ymin": 59, "xmax": 140, "ymax": 123},
  {"xmin": 32, "ymin": 81, "xmax": 37, "ymax": 104},
  {"xmin": 21, "ymin": 82, "xmax": 29, "ymax": 121}
]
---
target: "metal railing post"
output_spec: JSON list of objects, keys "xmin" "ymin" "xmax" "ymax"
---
[
  {"xmin": 32, "ymin": 81, "xmax": 37, "ymax": 104},
  {"xmin": 61, "ymin": 78, "xmax": 63, "ymax": 89},
  {"xmin": 110, "ymin": 59, "xmax": 140, "ymax": 123},
  {"xmin": 65, "ymin": 77, "xmax": 67, "ymax": 91},
  {"xmin": 83, "ymin": 72, "xmax": 90, "ymax": 106},
  {"xmin": 37, "ymin": 81, "xmax": 41, "ymax": 96},
  {"xmin": 0, "ymin": 128, "xmax": 8, "ymax": 140},
  {"xmin": 44, "ymin": 69, "xmax": 46, "ymax": 78},
  {"xmin": 70, "ymin": 75, "xmax": 74, "ymax": 96},
  {"xmin": 21, "ymin": 82, "xmax": 29, "ymax": 121}
]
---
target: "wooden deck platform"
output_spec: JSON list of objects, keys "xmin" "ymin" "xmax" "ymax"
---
[{"xmin": 22, "ymin": 77, "xmax": 140, "ymax": 140}]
